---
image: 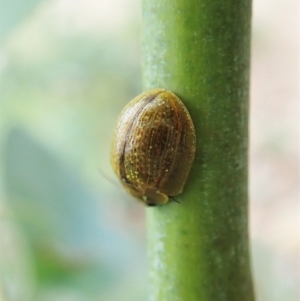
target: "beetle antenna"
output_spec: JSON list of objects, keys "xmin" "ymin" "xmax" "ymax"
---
[
  {"xmin": 97, "ymin": 168, "xmax": 119, "ymax": 188},
  {"xmin": 169, "ymin": 196, "xmax": 180, "ymax": 203}
]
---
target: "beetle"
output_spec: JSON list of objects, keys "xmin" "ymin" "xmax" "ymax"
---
[{"xmin": 111, "ymin": 88, "xmax": 196, "ymax": 206}]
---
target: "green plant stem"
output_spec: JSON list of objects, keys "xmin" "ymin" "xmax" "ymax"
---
[{"xmin": 142, "ymin": 1, "xmax": 255, "ymax": 300}]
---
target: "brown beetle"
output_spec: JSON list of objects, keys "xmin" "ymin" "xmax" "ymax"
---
[{"xmin": 111, "ymin": 89, "xmax": 196, "ymax": 206}]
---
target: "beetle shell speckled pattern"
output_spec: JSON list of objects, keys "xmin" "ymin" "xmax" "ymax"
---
[{"xmin": 111, "ymin": 89, "xmax": 196, "ymax": 206}]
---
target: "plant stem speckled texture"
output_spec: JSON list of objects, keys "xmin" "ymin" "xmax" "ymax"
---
[{"xmin": 142, "ymin": 1, "xmax": 255, "ymax": 301}]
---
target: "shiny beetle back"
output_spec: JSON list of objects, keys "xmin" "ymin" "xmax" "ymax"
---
[{"xmin": 111, "ymin": 89, "xmax": 196, "ymax": 206}]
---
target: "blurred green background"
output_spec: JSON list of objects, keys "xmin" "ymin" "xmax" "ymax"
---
[{"xmin": 0, "ymin": 0, "xmax": 299, "ymax": 301}]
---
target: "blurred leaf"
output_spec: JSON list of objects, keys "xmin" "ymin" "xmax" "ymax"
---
[
  {"xmin": 4, "ymin": 128, "xmax": 104, "ymax": 250},
  {"xmin": 0, "ymin": 0, "xmax": 46, "ymax": 43},
  {"xmin": 3, "ymin": 127, "xmax": 140, "ymax": 296}
]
